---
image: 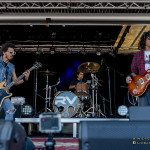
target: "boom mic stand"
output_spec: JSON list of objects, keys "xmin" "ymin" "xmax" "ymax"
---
[{"xmin": 106, "ymin": 66, "xmax": 113, "ymax": 116}]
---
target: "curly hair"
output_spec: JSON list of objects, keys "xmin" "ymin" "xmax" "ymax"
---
[
  {"xmin": 1, "ymin": 43, "xmax": 15, "ymax": 55},
  {"xmin": 138, "ymin": 31, "xmax": 150, "ymax": 50}
]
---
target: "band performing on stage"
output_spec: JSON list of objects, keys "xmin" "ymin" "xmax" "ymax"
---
[{"xmin": 2, "ymin": 31, "xmax": 150, "ymax": 120}]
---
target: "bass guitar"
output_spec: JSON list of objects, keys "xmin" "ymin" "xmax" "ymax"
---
[
  {"xmin": 128, "ymin": 69, "xmax": 150, "ymax": 97},
  {"xmin": 0, "ymin": 62, "xmax": 42, "ymax": 108}
]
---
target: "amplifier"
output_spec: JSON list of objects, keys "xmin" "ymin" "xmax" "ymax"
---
[{"xmin": 11, "ymin": 97, "xmax": 25, "ymax": 105}]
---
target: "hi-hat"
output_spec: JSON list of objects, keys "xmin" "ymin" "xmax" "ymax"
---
[
  {"xmin": 39, "ymin": 69, "xmax": 57, "ymax": 76},
  {"xmin": 78, "ymin": 62, "xmax": 100, "ymax": 73}
]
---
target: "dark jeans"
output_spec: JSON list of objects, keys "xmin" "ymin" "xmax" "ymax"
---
[{"xmin": 138, "ymin": 86, "xmax": 150, "ymax": 106}]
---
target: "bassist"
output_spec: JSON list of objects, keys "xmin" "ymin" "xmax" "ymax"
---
[
  {"xmin": 126, "ymin": 31, "xmax": 150, "ymax": 106},
  {"xmin": 0, "ymin": 43, "xmax": 30, "ymax": 120}
]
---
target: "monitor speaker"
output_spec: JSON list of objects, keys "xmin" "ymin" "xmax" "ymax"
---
[
  {"xmin": 129, "ymin": 106, "xmax": 150, "ymax": 121},
  {"xmin": 79, "ymin": 121, "xmax": 150, "ymax": 150},
  {"xmin": 0, "ymin": 119, "xmax": 35, "ymax": 150}
]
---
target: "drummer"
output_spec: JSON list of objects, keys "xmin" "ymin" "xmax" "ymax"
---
[{"xmin": 69, "ymin": 71, "xmax": 86, "ymax": 92}]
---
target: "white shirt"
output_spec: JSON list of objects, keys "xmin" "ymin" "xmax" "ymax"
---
[{"xmin": 144, "ymin": 51, "xmax": 150, "ymax": 71}]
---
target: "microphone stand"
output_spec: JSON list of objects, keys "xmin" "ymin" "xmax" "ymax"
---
[
  {"xmin": 33, "ymin": 50, "xmax": 43, "ymax": 116},
  {"xmin": 106, "ymin": 66, "xmax": 113, "ymax": 116},
  {"xmin": 91, "ymin": 73, "xmax": 95, "ymax": 117}
]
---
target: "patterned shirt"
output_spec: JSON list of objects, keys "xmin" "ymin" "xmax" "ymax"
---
[{"xmin": 131, "ymin": 50, "xmax": 145, "ymax": 75}]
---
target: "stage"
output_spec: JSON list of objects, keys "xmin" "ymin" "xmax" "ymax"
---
[{"xmin": 15, "ymin": 118, "xmax": 129, "ymax": 138}]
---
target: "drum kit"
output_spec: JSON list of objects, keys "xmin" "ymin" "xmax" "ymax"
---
[{"xmin": 38, "ymin": 62, "xmax": 106, "ymax": 118}]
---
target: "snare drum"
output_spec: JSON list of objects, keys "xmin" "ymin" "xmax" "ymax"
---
[{"xmin": 53, "ymin": 91, "xmax": 80, "ymax": 118}]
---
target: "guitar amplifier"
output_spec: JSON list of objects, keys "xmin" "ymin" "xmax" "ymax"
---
[{"xmin": 11, "ymin": 97, "xmax": 25, "ymax": 105}]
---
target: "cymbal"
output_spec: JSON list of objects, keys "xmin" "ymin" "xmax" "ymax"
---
[
  {"xmin": 39, "ymin": 69, "xmax": 57, "ymax": 76},
  {"xmin": 78, "ymin": 62, "xmax": 100, "ymax": 73}
]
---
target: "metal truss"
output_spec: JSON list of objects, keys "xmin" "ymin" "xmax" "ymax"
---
[
  {"xmin": 7, "ymin": 43, "xmax": 114, "ymax": 54},
  {"xmin": 0, "ymin": 0, "xmax": 150, "ymax": 14}
]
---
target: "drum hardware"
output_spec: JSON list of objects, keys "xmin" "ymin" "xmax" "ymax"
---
[
  {"xmin": 75, "ymin": 98, "xmax": 90, "ymax": 118},
  {"xmin": 74, "ymin": 81, "xmax": 91, "ymax": 118},
  {"xmin": 84, "ymin": 73, "xmax": 105, "ymax": 118},
  {"xmin": 39, "ymin": 70, "xmax": 59, "ymax": 112}
]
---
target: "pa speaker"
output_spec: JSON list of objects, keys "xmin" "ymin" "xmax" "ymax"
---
[
  {"xmin": 129, "ymin": 106, "xmax": 150, "ymax": 121},
  {"xmin": 79, "ymin": 121, "xmax": 150, "ymax": 150},
  {"xmin": 0, "ymin": 119, "xmax": 35, "ymax": 150}
]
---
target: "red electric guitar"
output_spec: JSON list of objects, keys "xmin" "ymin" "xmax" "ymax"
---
[{"xmin": 128, "ymin": 69, "xmax": 150, "ymax": 96}]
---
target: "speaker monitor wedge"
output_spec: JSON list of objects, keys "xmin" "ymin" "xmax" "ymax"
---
[
  {"xmin": 79, "ymin": 121, "xmax": 150, "ymax": 150},
  {"xmin": 0, "ymin": 120, "xmax": 35, "ymax": 150}
]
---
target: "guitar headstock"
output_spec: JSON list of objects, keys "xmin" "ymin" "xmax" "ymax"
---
[{"xmin": 33, "ymin": 62, "xmax": 42, "ymax": 69}]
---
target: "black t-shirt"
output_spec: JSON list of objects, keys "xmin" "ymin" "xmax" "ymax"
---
[
  {"xmin": 70, "ymin": 78, "xmax": 86, "ymax": 92},
  {"xmin": 70, "ymin": 78, "xmax": 86, "ymax": 86}
]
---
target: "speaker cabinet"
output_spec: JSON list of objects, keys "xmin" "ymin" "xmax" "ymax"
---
[
  {"xmin": 129, "ymin": 106, "xmax": 150, "ymax": 121},
  {"xmin": 79, "ymin": 121, "xmax": 150, "ymax": 150},
  {"xmin": 0, "ymin": 120, "xmax": 35, "ymax": 150}
]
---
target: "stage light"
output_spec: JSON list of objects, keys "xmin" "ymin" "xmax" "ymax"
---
[
  {"xmin": 117, "ymin": 105, "xmax": 128, "ymax": 116},
  {"xmin": 21, "ymin": 104, "xmax": 33, "ymax": 116}
]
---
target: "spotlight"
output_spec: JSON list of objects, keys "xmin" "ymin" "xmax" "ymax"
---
[
  {"xmin": 21, "ymin": 104, "xmax": 33, "ymax": 116},
  {"xmin": 117, "ymin": 105, "xmax": 128, "ymax": 116}
]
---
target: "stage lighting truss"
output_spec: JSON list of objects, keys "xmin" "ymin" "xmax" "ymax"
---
[
  {"xmin": 117, "ymin": 105, "xmax": 128, "ymax": 116},
  {"xmin": 21, "ymin": 104, "xmax": 33, "ymax": 116}
]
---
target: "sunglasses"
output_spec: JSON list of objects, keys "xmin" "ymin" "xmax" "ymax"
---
[{"xmin": 8, "ymin": 50, "xmax": 16, "ymax": 55}]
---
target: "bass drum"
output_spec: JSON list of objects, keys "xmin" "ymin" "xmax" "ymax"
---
[{"xmin": 53, "ymin": 91, "xmax": 80, "ymax": 118}]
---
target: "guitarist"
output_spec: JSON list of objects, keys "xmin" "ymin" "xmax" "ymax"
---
[
  {"xmin": 126, "ymin": 31, "xmax": 150, "ymax": 106},
  {"xmin": 0, "ymin": 43, "xmax": 30, "ymax": 120}
]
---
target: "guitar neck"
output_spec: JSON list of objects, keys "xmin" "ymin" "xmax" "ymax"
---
[{"xmin": 4, "ymin": 66, "xmax": 35, "ymax": 91}]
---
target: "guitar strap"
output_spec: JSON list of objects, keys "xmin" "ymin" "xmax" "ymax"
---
[{"xmin": 3, "ymin": 63, "xmax": 9, "ymax": 86}]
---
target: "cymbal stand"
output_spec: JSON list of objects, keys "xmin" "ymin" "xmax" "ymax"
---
[
  {"xmin": 45, "ymin": 75, "xmax": 51, "ymax": 112},
  {"xmin": 33, "ymin": 66, "xmax": 38, "ymax": 115},
  {"xmin": 48, "ymin": 78, "xmax": 60, "ymax": 108},
  {"xmin": 91, "ymin": 73, "xmax": 95, "ymax": 116},
  {"xmin": 91, "ymin": 74, "xmax": 103, "ymax": 117}
]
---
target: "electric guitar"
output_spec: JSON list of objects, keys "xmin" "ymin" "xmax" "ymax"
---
[
  {"xmin": 0, "ymin": 62, "xmax": 42, "ymax": 108},
  {"xmin": 128, "ymin": 69, "xmax": 150, "ymax": 97}
]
